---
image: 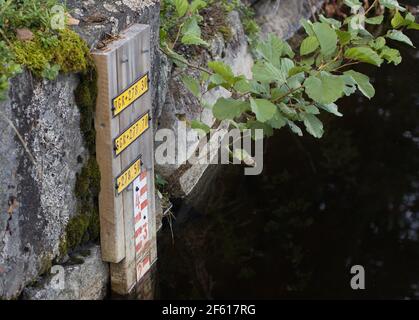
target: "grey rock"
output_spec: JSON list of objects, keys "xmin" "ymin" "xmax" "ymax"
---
[
  {"xmin": 254, "ymin": 0, "xmax": 325, "ymax": 39},
  {"xmin": 0, "ymin": 71, "xmax": 85, "ymax": 299},
  {"xmin": 0, "ymin": 0, "xmax": 160, "ymax": 299},
  {"xmin": 23, "ymin": 245, "xmax": 109, "ymax": 300}
]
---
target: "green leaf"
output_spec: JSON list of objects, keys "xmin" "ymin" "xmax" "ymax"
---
[
  {"xmin": 300, "ymin": 36, "xmax": 320, "ymax": 56},
  {"xmin": 386, "ymin": 30, "xmax": 415, "ymax": 47},
  {"xmin": 287, "ymin": 72, "xmax": 306, "ymax": 89},
  {"xmin": 405, "ymin": 12, "xmax": 415, "ymax": 24},
  {"xmin": 181, "ymin": 17, "xmax": 208, "ymax": 46},
  {"xmin": 256, "ymin": 33, "xmax": 294, "ymax": 67},
  {"xmin": 212, "ymin": 98, "xmax": 249, "ymax": 120},
  {"xmin": 303, "ymin": 105, "xmax": 320, "ymax": 115},
  {"xmin": 336, "ymin": 30, "xmax": 352, "ymax": 45},
  {"xmin": 344, "ymin": 0, "xmax": 362, "ymax": 11},
  {"xmin": 181, "ymin": 34, "xmax": 209, "ymax": 46},
  {"xmin": 312, "ymin": 22, "xmax": 338, "ymax": 56},
  {"xmin": 380, "ymin": 46, "xmax": 402, "ymax": 65},
  {"xmin": 181, "ymin": 75, "xmax": 201, "ymax": 97},
  {"xmin": 341, "ymin": 74, "xmax": 357, "ymax": 96},
  {"xmin": 319, "ymin": 14, "xmax": 342, "ymax": 28},
  {"xmin": 189, "ymin": 0, "xmax": 207, "ymax": 13},
  {"xmin": 155, "ymin": 174, "xmax": 168, "ymax": 187},
  {"xmin": 42, "ymin": 64, "xmax": 60, "ymax": 80},
  {"xmin": 370, "ymin": 37, "xmax": 386, "ymax": 50},
  {"xmin": 246, "ymin": 120, "xmax": 274, "ymax": 138},
  {"xmin": 234, "ymin": 79, "xmax": 251, "ymax": 93},
  {"xmin": 318, "ymin": 103, "xmax": 343, "ymax": 117},
  {"xmin": 300, "ymin": 19, "xmax": 315, "ymax": 36},
  {"xmin": 380, "ymin": 0, "xmax": 406, "ymax": 12},
  {"xmin": 391, "ymin": 11, "xmax": 406, "ymax": 28},
  {"xmin": 249, "ymin": 80, "xmax": 269, "ymax": 95},
  {"xmin": 267, "ymin": 109, "xmax": 287, "ymax": 129},
  {"xmin": 190, "ymin": 120, "xmax": 211, "ymax": 134},
  {"xmin": 366, "ymin": 15, "xmax": 384, "ymax": 25},
  {"xmin": 408, "ymin": 22, "xmax": 419, "ymax": 31},
  {"xmin": 280, "ymin": 58, "xmax": 295, "ymax": 76},
  {"xmin": 286, "ymin": 120, "xmax": 303, "ymax": 136},
  {"xmin": 250, "ymin": 98, "xmax": 277, "ymax": 122},
  {"xmin": 344, "ymin": 70, "xmax": 375, "ymax": 99},
  {"xmin": 301, "ymin": 113, "xmax": 324, "ymax": 138},
  {"xmin": 344, "ymin": 47, "xmax": 383, "ymax": 66},
  {"xmin": 174, "ymin": 0, "xmax": 189, "ymax": 17},
  {"xmin": 304, "ymin": 72, "xmax": 345, "ymax": 105},
  {"xmin": 208, "ymin": 61, "xmax": 235, "ymax": 83},
  {"xmin": 279, "ymin": 103, "xmax": 298, "ymax": 119},
  {"xmin": 252, "ymin": 61, "xmax": 286, "ymax": 84}
]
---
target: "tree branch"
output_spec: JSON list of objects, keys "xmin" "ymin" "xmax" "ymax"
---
[{"xmin": 159, "ymin": 47, "xmax": 214, "ymax": 75}]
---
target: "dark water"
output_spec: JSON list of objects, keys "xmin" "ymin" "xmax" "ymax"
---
[{"xmin": 156, "ymin": 22, "xmax": 419, "ymax": 299}]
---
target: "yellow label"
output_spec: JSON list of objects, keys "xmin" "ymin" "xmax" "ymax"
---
[
  {"xmin": 114, "ymin": 113, "xmax": 149, "ymax": 156},
  {"xmin": 112, "ymin": 74, "xmax": 149, "ymax": 116},
  {"xmin": 116, "ymin": 158, "xmax": 141, "ymax": 194}
]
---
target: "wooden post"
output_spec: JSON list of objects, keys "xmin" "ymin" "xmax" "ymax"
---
[{"xmin": 93, "ymin": 24, "xmax": 157, "ymax": 295}]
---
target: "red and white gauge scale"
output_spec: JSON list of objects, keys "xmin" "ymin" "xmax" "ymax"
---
[{"xmin": 133, "ymin": 171, "xmax": 152, "ymax": 281}]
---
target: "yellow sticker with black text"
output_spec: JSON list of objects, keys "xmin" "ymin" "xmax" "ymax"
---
[
  {"xmin": 116, "ymin": 158, "xmax": 141, "ymax": 194},
  {"xmin": 112, "ymin": 74, "xmax": 149, "ymax": 117},
  {"xmin": 114, "ymin": 112, "xmax": 149, "ymax": 156}
]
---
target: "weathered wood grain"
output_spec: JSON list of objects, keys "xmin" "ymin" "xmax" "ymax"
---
[{"xmin": 93, "ymin": 24, "xmax": 156, "ymax": 295}]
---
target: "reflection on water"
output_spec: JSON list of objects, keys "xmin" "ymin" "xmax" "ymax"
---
[{"xmin": 156, "ymin": 28, "xmax": 419, "ymax": 299}]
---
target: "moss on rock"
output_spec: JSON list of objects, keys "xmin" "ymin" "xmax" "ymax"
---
[
  {"xmin": 60, "ymin": 67, "xmax": 101, "ymax": 256},
  {"xmin": 12, "ymin": 29, "xmax": 92, "ymax": 78}
]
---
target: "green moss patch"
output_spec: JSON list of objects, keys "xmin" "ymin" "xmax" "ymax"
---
[
  {"xmin": 12, "ymin": 29, "xmax": 91, "ymax": 79},
  {"xmin": 60, "ymin": 68, "xmax": 101, "ymax": 257}
]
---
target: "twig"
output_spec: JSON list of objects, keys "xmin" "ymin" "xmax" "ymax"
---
[
  {"xmin": 365, "ymin": 0, "xmax": 379, "ymax": 16},
  {"xmin": 159, "ymin": 47, "xmax": 214, "ymax": 75},
  {"xmin": 307, "ymin": 0, "xmax": 318, "ymax": 22},
  {"xmin": 0, "ymin": 28, "xmax": 12, "ymax": 47},
  {"xmin": 331, "ymin": 61, "xmax": 361, "ymax": 72},
  {"xmin": 0, "ymin": 111, "xmax": 37, "ymax": 165},
  {"xmin": 171, "ymin": 22, "xmax": 185, "ymax": 50},
  {"xmin": 272, "ymin": 85, "xmax": 304, "ymax": 103}
]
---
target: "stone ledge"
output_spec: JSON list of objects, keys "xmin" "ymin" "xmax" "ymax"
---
[{"xmin": 23, "ymin": 245, "xmax": 108, "ymax": 300}]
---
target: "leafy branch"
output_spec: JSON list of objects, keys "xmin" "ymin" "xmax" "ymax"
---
[{"xmin": 160, "ymin": 0, "xmax": 418, "ymax": 142}]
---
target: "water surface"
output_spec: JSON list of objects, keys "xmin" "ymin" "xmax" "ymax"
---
[{"xmin": 156, "ymin": 21, "xmax": 419, "ymax": 300}]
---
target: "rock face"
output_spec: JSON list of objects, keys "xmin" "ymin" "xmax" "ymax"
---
[
  {"xmin": 0, "ymin": 0, "xmax": 160, "ymax": 300},
  {"xmin": 23, "ymin": 245, "xmax": 108, "ymax": 300},
  {"xmin": 253, "ymin": 0, "xmax": 323, "ymax": 39},
  {"xmin": 0, "ymin": 72, "xmax": 86, "ymax": 299}
]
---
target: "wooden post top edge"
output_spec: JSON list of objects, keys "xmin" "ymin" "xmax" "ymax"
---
[{"xmin": 92, "ymin": 24, "xmax": 150, "ymax": 56}]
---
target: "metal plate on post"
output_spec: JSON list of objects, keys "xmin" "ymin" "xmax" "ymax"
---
[
  {"xmin": 116, "ymin": 157, "xmax": 142, "ymax": 195},
  {"xmin": 112, "ymin": 73, "xmax": 149, "ymax": 117},
  {"xmin": 114, "ymin": 112, "xmax": 149, "ymax": 157}
]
